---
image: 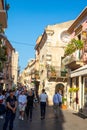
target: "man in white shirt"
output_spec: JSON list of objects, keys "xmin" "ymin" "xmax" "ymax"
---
[{"xmin": 39, "ymin": 89, "xmax": 48, "ymax": 120}]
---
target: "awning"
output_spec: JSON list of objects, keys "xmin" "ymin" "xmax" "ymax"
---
[{"xmin": 70, "ymin": 64, "xmax": 87, "ymax": 77}]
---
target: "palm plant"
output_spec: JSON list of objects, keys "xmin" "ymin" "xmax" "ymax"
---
[{"xmin": 64, "ymin": 38, "xmax": 84, "ymax": 56}]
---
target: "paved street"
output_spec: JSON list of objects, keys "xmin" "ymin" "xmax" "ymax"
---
[{"xmin": 0, "ymin": 105, "xmax": 87, "ymax": 130}]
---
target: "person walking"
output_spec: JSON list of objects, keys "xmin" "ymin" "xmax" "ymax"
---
[
  {"xmin": 3, "ymin": 90, "xmax": 17, "ymax": 130},
  {"xmin": 18, "ymin": 90, "xmax": 27, "ymax": 120},
  {"xmin": 53, "ymin": 90, "xmax": 62, "ymax": 118},
  {"xmin": 25, "ymin": 90, "xmax": 34, "ymax": 121},
  {"xmin": 0, "ymin": 90, "xmax": 6, "ymax": 119},
  {"xmin": 39, "ymin": 89, "xmax": 48, "ymax": 120}
]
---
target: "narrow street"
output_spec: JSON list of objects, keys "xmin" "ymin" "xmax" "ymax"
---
[{"xmin": 0, "ymin": 105, "xmax": 87, "ymax": 130}]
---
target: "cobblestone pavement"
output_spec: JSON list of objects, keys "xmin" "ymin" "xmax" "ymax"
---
[{"xmin": 0, "ymin": 105, "xmax": 87, "ymax": 130}]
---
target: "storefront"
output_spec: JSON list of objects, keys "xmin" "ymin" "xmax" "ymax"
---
[{"xmin": 70, "ymin": 65, "xmax": 87, "ymax": 115}]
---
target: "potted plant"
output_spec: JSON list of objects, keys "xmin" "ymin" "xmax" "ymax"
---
[
  {"xmin": 61, "ymin": 97, "xmax": 67, "ymax": 110},
  {"xmin": 64, "ymin": 38, "xmax": 84, "ymax": 56}
]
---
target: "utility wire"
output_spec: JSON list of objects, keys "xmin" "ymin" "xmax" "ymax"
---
[
  {"xmin": 9, "ymin": 40, "xmax": 65, "ymax": 48},
  {"xmin": 10, "ymin": 40, "xmax": 35, "ymax": 46}
]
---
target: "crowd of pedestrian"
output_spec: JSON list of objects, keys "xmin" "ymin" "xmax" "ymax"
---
[{"xmin": 0, "ymin": 87, "xmax": 62, "ymax": 130}]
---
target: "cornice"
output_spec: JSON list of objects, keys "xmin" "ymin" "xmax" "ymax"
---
[
  {"xmin": 68, "ymin": 7, "xmax": 87, "ymax": 33},
  {"xmin": 35, "ymin": 31, "xmax": 47, "ymax": 50}
]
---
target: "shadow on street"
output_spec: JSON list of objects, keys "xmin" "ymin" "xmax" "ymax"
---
[
  {"xmin": 0, "ymin": 104, "xmax": 66, "ymax": 130},
  {"xmin": 72, "ymin": 112, "xmax": 87, "ymax": 119}
]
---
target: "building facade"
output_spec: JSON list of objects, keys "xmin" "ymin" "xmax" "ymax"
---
[
  {"xmin": 11, "ymin": 50, "xmax": 19, "ymax": 88},
  {"xmin": 19, "ymin": 59, "xmax": 36, "ymax": 90},
  {"xmin": 0, "ymin": 0, "xmax": 18, "ymax": 90},
  {"xmin": 35, "ymin": 21, "xmax": 73, "ymax": 105},
  {"xmin": 62, "ymin": 7, "xmax": 87, "ymax": 115}
]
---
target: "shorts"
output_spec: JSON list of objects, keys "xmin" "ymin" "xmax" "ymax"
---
[{"xmin": 19, "ymin": 104, "xmax": 26, "ymax": 111}]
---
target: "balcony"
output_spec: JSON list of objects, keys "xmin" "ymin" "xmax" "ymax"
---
[
  {"xmin": 47, "ymin": 70, "xmax": 57, "ymax": 81},
  {"xmin": 0, "ymin": 10, "xmax": 7, "ymax": 28},
  {"xmin": 62, "ymin": 50, "xmax": 83, "ymax": 70},
  {"xmin": 47, "ymin": 65, "xmax": 57, "ymax": 81},
  {"xmin": 61, "ymin": 70, "xmax": 67, "ymax": 77}
]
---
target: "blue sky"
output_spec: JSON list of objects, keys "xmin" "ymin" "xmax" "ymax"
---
[{"xmin": 5, "ymin": 0, "xmax": 87, "ymax": 72}]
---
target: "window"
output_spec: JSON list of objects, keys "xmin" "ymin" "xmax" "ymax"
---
[{"xmin": 78, "ymin": 34, "xmax": 81, "ymax": 40}]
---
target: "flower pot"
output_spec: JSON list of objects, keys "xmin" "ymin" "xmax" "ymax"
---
[{"xmin": 62, "ymin": 104, "xmax": 67, "ymax": 110}]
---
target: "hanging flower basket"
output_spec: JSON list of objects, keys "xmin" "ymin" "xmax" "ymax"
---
[{"xmin": 69, "ymin": 87, "xmax": 79, "ymax": 93}]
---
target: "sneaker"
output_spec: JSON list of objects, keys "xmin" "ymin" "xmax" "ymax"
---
[
  {"xmin": 21, "ymin": 117, "xmax": 24, "ymax": 120},
  {"xmin": 43, "ymin": 116, "xmax": 45, "ymax": 119},
  {"xmin": 0, "ymin": 116, "xmax": 3, "ymax": 119},
  {"xmin": 41, "ymin": 117, "xmax": 44, "ymax": 120}
]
